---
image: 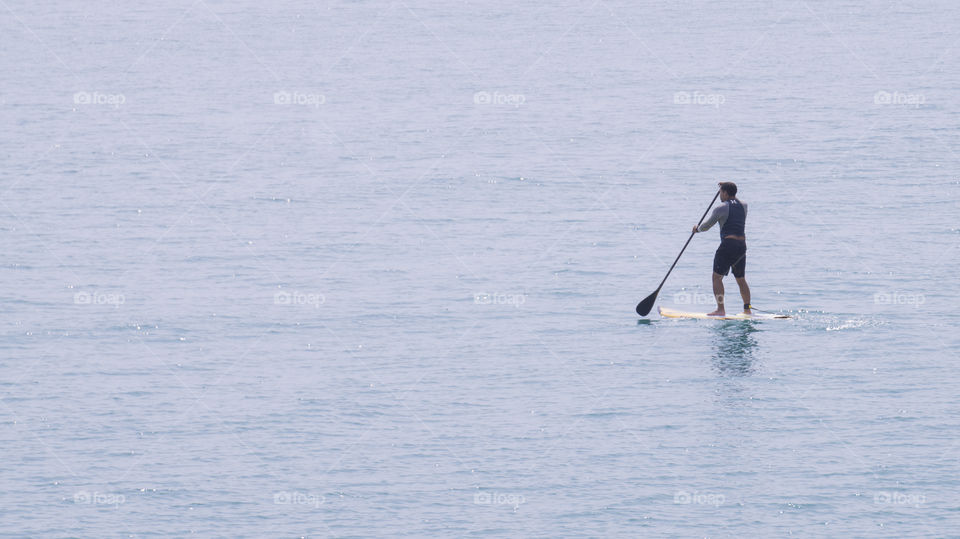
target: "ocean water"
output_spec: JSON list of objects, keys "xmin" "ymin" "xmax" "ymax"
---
[{"xmin": 1, "ymin": 0, "xmax": 959, "ymax": 536}]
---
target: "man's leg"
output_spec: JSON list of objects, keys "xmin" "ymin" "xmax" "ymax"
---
[
  {"xmin": 736, "ymin": 277, "xmax": 751, "ymax": 313},
  {"xmin": 731, "ymin": 243, "xmax": 748, "ymax": 313},
  {"xmin": 708, "ymin": 272, "xmax": 725, "ymax": 316}
]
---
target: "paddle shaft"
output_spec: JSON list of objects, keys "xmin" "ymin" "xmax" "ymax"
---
[{"xmin": 653, "ymin": 189, "xmax": 721, "ymax": 292}]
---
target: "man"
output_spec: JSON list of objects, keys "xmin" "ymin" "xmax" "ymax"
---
[{"xmin": 692, "ymin": 182, "xmax": 750, "ymax": 316}]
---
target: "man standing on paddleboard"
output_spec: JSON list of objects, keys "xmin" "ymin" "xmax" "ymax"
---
[{"xmin": 692, "ymin": 182, "xmax": 750, "ymax": 316}]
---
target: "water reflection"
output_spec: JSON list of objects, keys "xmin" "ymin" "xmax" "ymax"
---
[{"xmin": 711, "ymin": 321, "xmax": 760, "ymax": 376}]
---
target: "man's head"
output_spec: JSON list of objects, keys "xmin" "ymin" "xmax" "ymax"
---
[{"xmin": 719, "ymin": 182, "xmax": 738, "ymax": 201}]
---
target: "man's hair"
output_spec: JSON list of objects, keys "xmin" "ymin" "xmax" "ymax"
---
[{"xmin": 720, "ymin": 182, "xmax": 738, "ymax": 197}]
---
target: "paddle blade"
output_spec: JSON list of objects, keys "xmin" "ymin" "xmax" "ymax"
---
[{"xmin": 635, "ymin": 290, "xmax": 659, "ymax": 317}]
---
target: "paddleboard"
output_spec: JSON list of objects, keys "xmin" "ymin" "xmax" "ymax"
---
[{"xmin": 658, "ymin": 306, "xmax": 790, "ymax": 320}]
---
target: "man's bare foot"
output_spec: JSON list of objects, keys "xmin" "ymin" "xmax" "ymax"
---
[
  {"xmin": 742, "ymin": 309, "xmax": 752, "ymax": 315},
  {"xmin": 707, "ymin": 309, "xmax": 725, "ymax": 316}
]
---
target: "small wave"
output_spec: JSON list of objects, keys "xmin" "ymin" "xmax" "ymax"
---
[
  {"xmin": 824, "ymin": 317, "xmax": 885, "ymax": 331},
  {"xmin": 826, "ymin": 319, "xmax": 868, "ymax": 331}
]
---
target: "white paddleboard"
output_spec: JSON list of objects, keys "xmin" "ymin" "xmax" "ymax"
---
[{"xmin": 658, "ymin": 306, "xmax": 790, "ymax": 320}]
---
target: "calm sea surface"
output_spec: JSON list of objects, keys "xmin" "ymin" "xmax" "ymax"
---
[{"xmin": 2, "ymin": 0, "xmax": 959, "ymax": 536}]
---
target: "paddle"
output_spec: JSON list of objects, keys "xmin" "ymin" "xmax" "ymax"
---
[{"xmin": 635, "ymin": 188, "xmax": 721, "ymax": 316}]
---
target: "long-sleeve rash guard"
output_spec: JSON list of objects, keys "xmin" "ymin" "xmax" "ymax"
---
[{"xmin": 698, "ymin": 199, "xmax": 748, "ymax": 237}]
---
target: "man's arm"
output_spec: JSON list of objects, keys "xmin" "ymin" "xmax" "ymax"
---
[{"xmin": 696, "ymin": 205, "xmax": 727, "ymax": 232}]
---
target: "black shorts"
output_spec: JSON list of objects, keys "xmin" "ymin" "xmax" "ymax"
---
[{"xmin": 713, "ymin": 238, "xmax": 746, "ymax": 278}]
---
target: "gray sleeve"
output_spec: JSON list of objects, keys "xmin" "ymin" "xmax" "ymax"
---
[{"xmin": 698, "ymin": 204, "xmax": 727, "ymax": 232}]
